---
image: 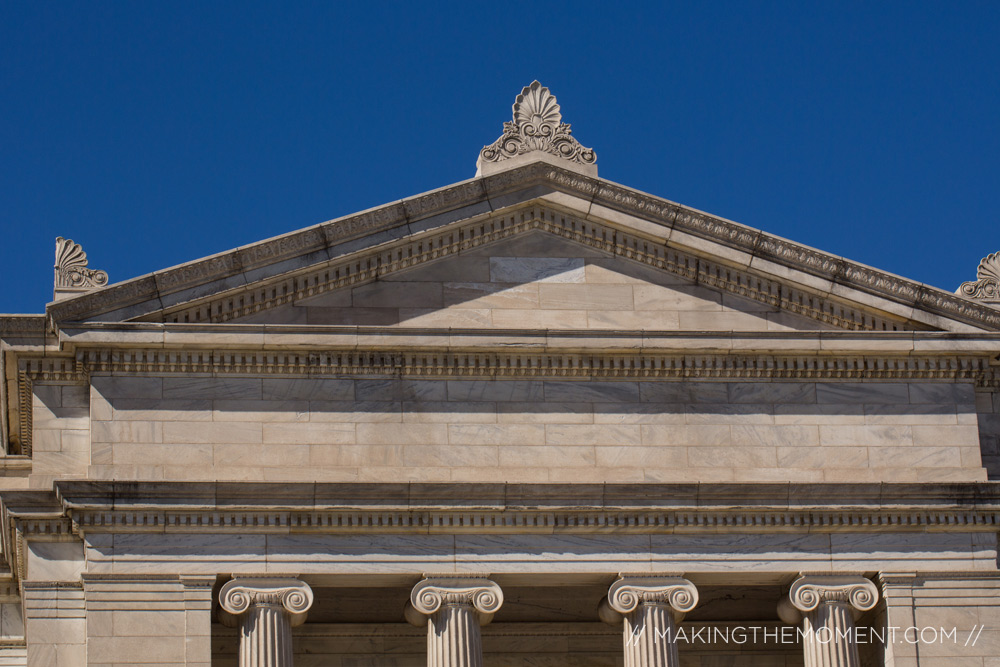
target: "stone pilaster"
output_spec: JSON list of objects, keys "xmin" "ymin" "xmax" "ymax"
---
[
  {"xmin": 600, "ymin": 575, "xmax": 699, "ymax": 667},
  {"xmin": 219, "ymin": 576, "xmax": 313, "ymax": 667},
  {"xmin": 405, "ymin": 575, "xmax": 504, "ymax": 667},
  {"xmin": 778, "ymin": 575, "xmax": 879, "ymax": 667}
]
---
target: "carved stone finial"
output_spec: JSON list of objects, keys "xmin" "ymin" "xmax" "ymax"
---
[
  {"xmin": 477, "ymin": 81, "xmax": 597, "ymax": 177},
  {"xmin": 53, "ymin": 236, "xmax": 109, "ymax": 301},
  {"xmin": 958, "ymin": 251, "xmax": 1000, "ymax": 303}
]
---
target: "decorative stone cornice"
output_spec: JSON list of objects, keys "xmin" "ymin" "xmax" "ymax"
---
[
  {"xmin": 48, "ymin": 481, "xmax": 1000, "ymax": 536},
  {"xmin": 64, "ymin": 506, "xmax": 1000, "ymax": 534},
  {"xmin": 0, "ymin": 315, "xmax": 47, "ymax": 338},
  {"xmin": 0, "ymin": 490, "xmax": 74, "ymax": 583},
  {"xmin": 43, "ymin": 161, "xmax": 1000, "ymax": 332},
  {"xmin": 54, "ymin": 237, "xmax": 108, "ymax": 300},
  {"xmin": 146, "ymin": 206, "xmax": 917, "ymax": 332},
  {"xmin": 958, "ymin": 251, "xmax": 1000, "ymax": 303},
  {"xmin": 478, "ymin": 82, "xmax": 596, "ymax": 175},
  {"xmin": 407, "ymin": 576, "xmax": 504, "ymax": 626},
  {"xmin": 69, "ymin": 347, "xmax": 993, "ymax": 382}
]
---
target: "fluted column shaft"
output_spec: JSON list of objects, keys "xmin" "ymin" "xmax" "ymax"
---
[
  {"xmin": 428, "ymin": 601, "xmax": 483, "ymax": 667},
  {"xmin": 602, "ymin": 576, "xmax": 699, "ymax": 667},
  {"xmin": 238, "ymin": 603, "xmax": 294, "ymax": 666},
  {"xmin": 219, "ymin": 577, "xmax": 314, "ymax": 667},
  {"xmin": 780, "ymin": 576, "xmax": 879, "ymax": 667},
  {"xmin": 406, "ymin": 576, "xmax": 504, "ymax": 667}
]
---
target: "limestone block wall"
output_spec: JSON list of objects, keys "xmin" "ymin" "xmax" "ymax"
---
[
  {"xmin": 83, "ymin": 575, "xmax": 213, "ymax": 667},
  {"xmin": 22, "ymin": 582, "xmax": 85, "ymax": 667},
  {"xmin": 87, "ymin": 375, "xmax": 985, "ymax": 483},
  {"xmin": 879, "ymin": 574, "xmax": 1000, "ymax": 666},
  {"xmin": 29, "ymin": 384, "xmax": 89, "ymax": 489}
]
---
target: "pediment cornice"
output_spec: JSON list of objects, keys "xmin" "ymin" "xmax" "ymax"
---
[{"xmin": 42, "ymin": 161, "xmax": 1000, "ymax": 332}]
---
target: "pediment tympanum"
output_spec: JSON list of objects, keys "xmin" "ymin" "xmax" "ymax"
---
[{"xmin": 232, "ymin": 230, "xmax": 837, "ymax": 332}]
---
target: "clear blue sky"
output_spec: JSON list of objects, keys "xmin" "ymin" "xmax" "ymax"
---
[{"xmin": 2, "ymin": 2, "xmax": 998, "ymax": 314}]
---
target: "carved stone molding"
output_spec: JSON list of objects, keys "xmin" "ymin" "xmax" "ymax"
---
[
  {"xmin": 54, "ymin": 237, "xmax": 108, "ymax": 299},
  {"xmin": 71, "ymin": 347, "xmax": 991, "ymax": 382},
  {"xmin": 406, "ymin": 576, "xmax": 504, "ymax": 667},
  {"xmin": 958, "ymin": 251, "xmax": 1000, "ymax": 303},
  {"xmin": 66, "ymin": 505, "xmax": 1000, "ymax": 535},
  {"xmin": 602, "ymin": 576, "xmax": 699, "ymax": 667},
  {"xmin": 219, "ymin": 577, "xmax": 313, "ymax": 667},
  {"xmin": 42, "ymin": 160, "xmax": 1000, "ymax": 331},
  {"xmin": 478, "ymin": 81, "xmax": 596, "ymax": 175},
  {"xmin": 149, "ymin": 205, "xmax": 918, "ymax": 332}
]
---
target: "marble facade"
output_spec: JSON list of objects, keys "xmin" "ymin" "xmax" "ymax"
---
[{"xmin": 1, "ymin": 82, "xmax": 1000, "ymax": 665}]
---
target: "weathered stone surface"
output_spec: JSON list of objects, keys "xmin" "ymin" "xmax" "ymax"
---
[{"xmin": 10, "ymin": 83, "xmax": 1000, "ymax": 667}]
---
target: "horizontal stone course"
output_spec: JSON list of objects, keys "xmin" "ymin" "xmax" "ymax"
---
[{"xmin": 75, "ymin": 373, "xmax": 987, "ymax": 484}]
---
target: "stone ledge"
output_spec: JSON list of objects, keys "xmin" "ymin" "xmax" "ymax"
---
[{"xmin": 49, "ymin": 480, "xmax": 1000, "ymax": 511}]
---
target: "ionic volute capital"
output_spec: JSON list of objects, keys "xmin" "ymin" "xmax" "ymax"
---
[
  {"xmin": 602, "ymin": 576, "xmax": 699, "ymax": 624},
  {"xmin": 778, "ymin": 576, "xmax": 879, "ymax": 624},
  {"xmin": 219, "ymin": 577, "xmax": 314, "ymax": 628},
  {"xmin": 406, "ymin": 576, "xmax": 504, "ymax": 627}
]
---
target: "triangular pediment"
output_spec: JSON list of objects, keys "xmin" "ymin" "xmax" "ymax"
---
[
  {"xmin": 233, "ymin": 231, "xmax": 835, "ymax": 332},
  {"xmin": 44, "ymin": 161, "xmax": 1000, "ymax": 333}
]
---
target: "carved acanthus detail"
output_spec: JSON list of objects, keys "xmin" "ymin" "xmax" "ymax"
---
[
  {"xmin": 479, "ymin": 81, "xmax": 596, "ymax": 167},
  {"xmin": 54, "ymin": 237, "xmax": 108, "ymax": 296},
  {"xmin": 958, "ymin": 251, "xmax": 1000, "ymax": 302}
]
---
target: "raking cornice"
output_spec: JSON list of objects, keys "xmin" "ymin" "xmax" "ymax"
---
[{"xmin": 40, "ymin": 161, "xmax": 1000, "ymax": 332}]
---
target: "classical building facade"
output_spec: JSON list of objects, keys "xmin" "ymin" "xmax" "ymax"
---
[{"xmin": 1, "ymin": 82, "xmax": 1000, "ymax": 666}]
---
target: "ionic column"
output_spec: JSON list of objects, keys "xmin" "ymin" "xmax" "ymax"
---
[
  {"xmin": 219, "ymin": 576, "xmax": 314, "ymax": 667},
  {"xmin": 405, "ymin": 575, "xmax": 504, "ymax": 667},
  {"xmin": 599, "ymin": 575, "xmax": 699, "ymax": 667},
  {"xmin": 777, "ymin": 575, "xmax": 879, "ymax": 667}
]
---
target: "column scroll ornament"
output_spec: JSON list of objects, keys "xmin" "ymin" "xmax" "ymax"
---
[
  {"xmin": 787, "ymin": 577, "xmax": 879, "ymax": 617},
  {"xmin": 601, "ymin": 576, "xmax": 699, "ymax": 667},
  {"xmin": 406, "ymin": 576, "xmax": 504, "ymax": 667},
  {"xmin": 957, "ymin": 251, "xmax": 1000, "ymax": 302},
  {"xmin": 778, "ymin": 576, "xmax": 879, "ymax": 667},
  {"xmin": 219, "ymin": 577, "xmax": 313, "ymax": 667},
  {"xmin": 54, "ymin": 237, "xmax": 108, "ymax": 298},
  {"xmin": 479, "ymin": 81, "xmax": 596, "ymax": 168}
]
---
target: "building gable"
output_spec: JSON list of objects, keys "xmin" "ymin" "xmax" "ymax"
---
[{"xmin": 234, "ymin": 230, "xmax": 837, "ymax": 332}]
